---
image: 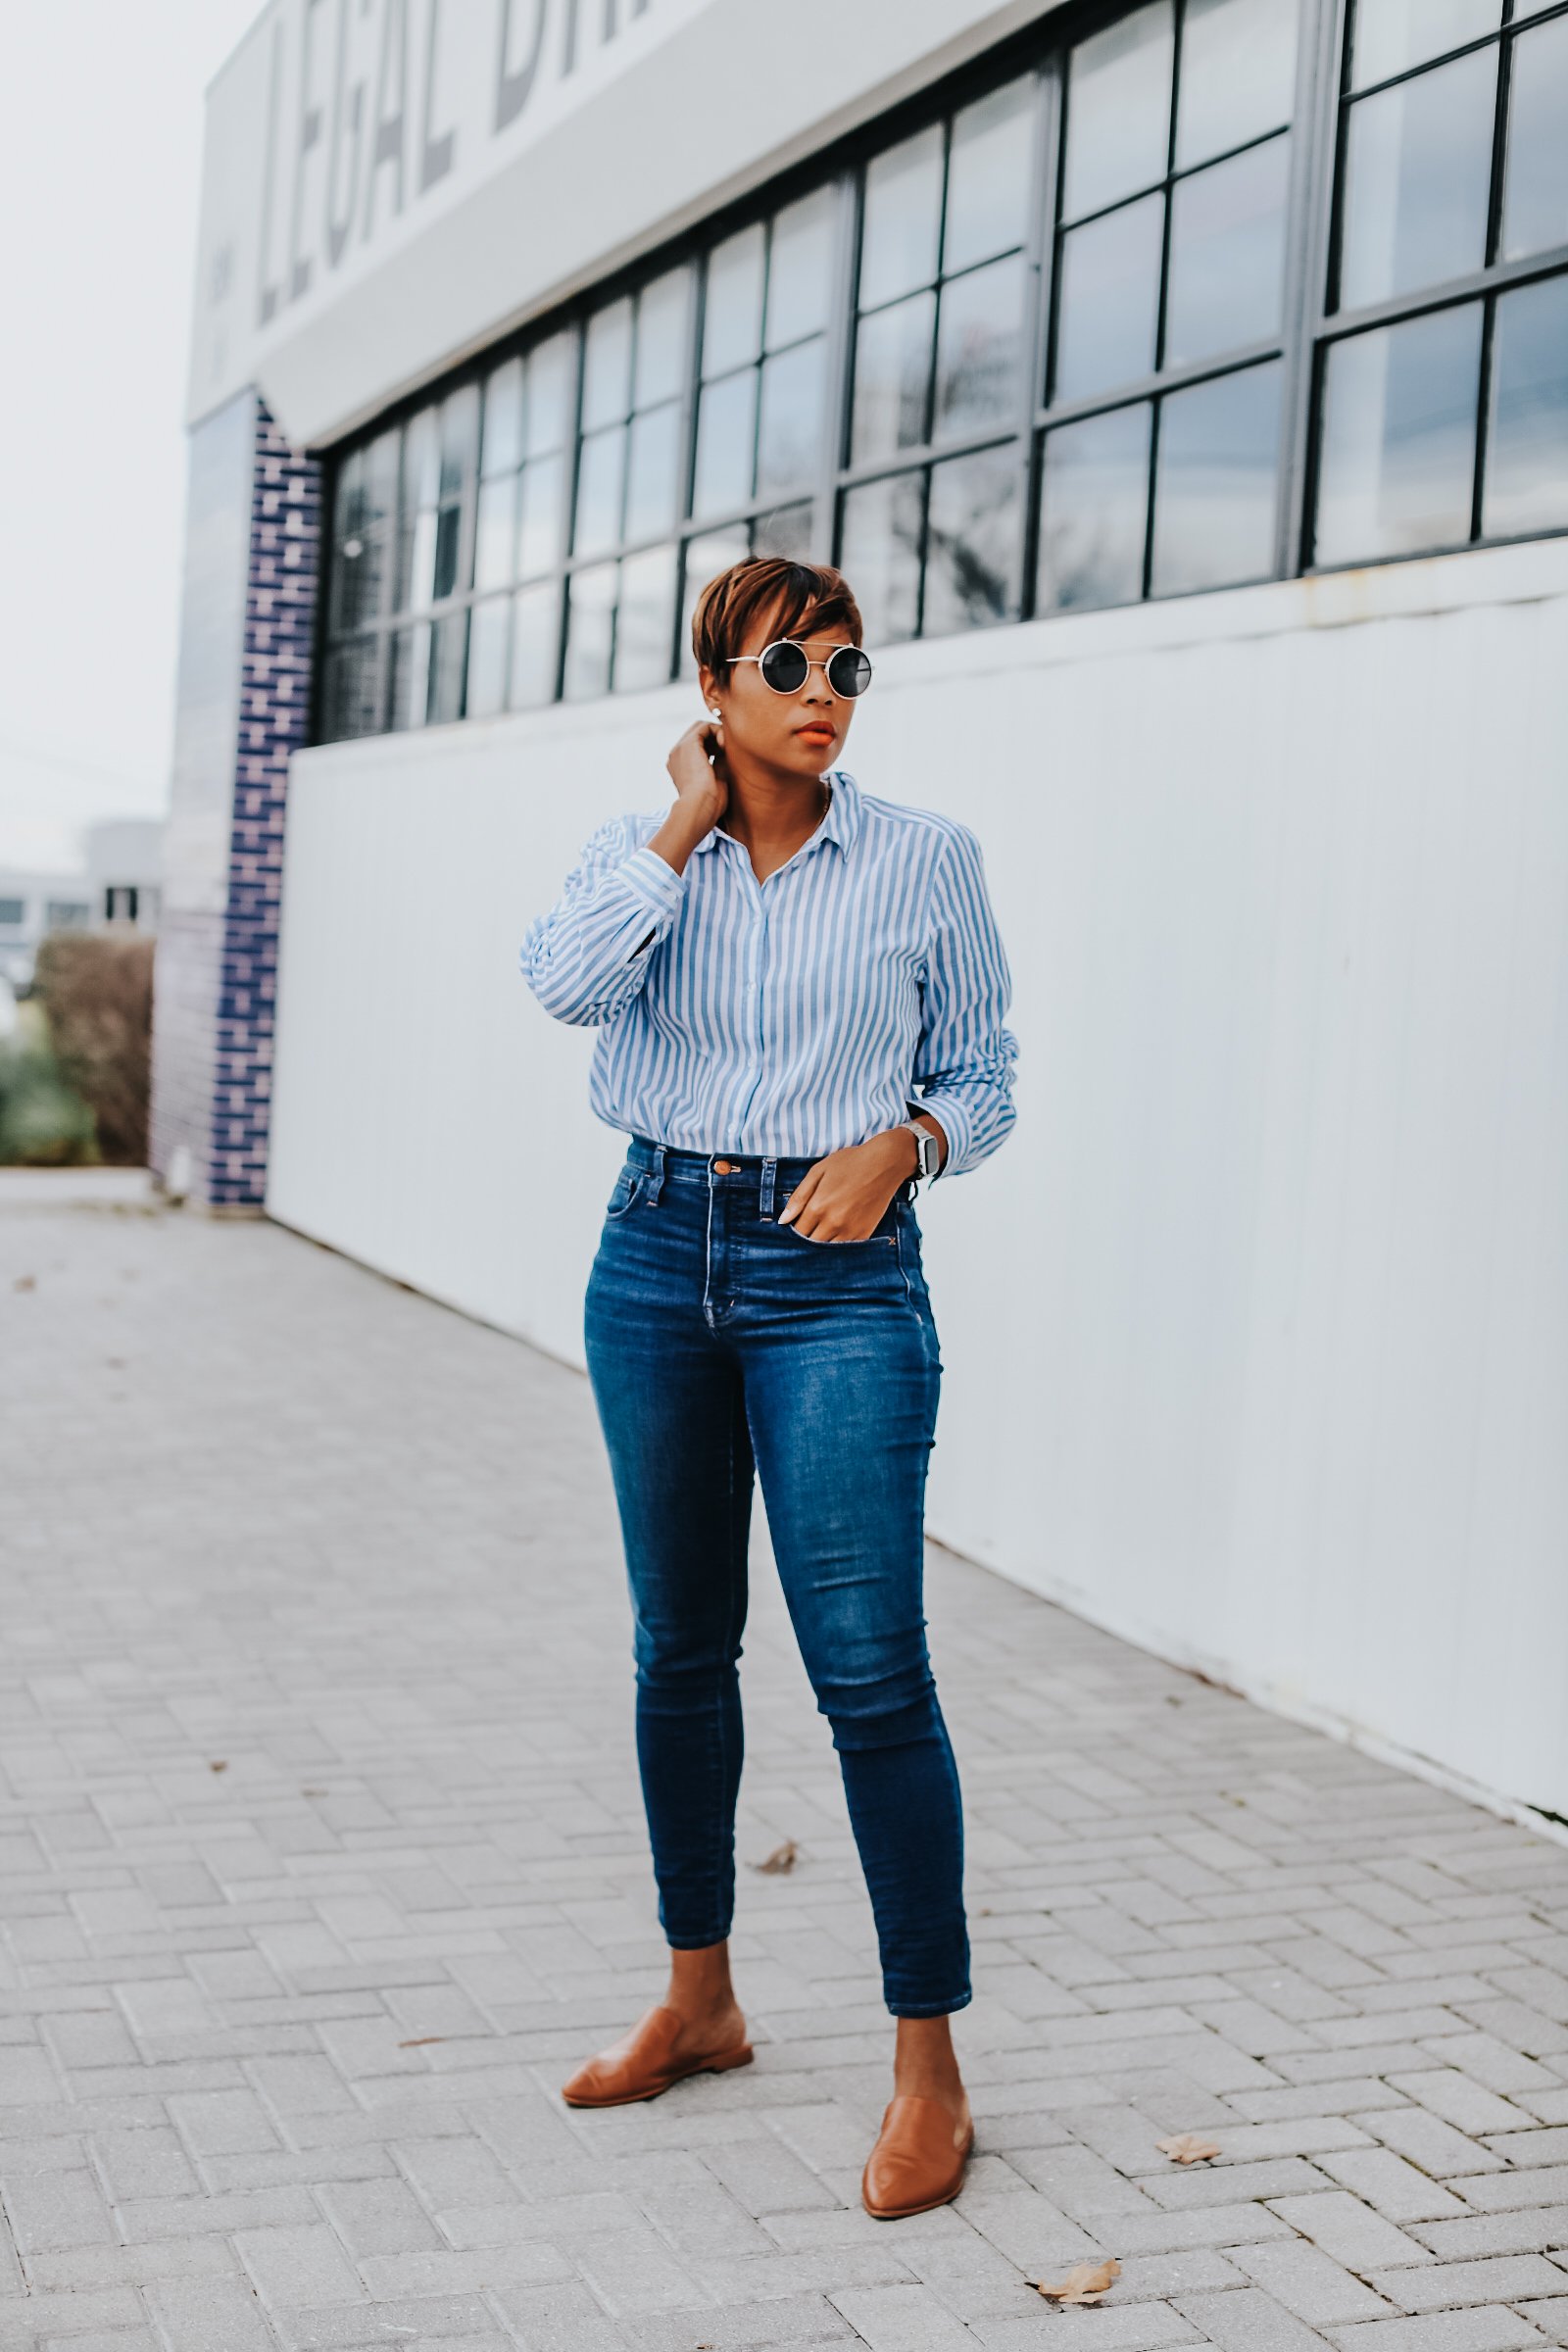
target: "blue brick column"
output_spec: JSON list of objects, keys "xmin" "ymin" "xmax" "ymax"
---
[
  {"xmin": 211, "ymin": 407, "xmax": 321, "ymax": 1206},
  {"xmin": 150, "ymin": 394, "xmax": 321, "ymax": 1209}
]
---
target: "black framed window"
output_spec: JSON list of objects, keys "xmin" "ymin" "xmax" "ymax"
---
[
  {"xmin": 315, "ymin": 0, "xmax": 1567, "ymax": 742},
  {"xmin": 1310, "ymin": 0, "xmax": 1568, "ymax": 565},
  {"xmin": 1036, "ymin": 0, "xmax": 1301, "ymax": 613},
  {"xmin": 841, "ymin": 75, "xmax": 1042, "ymax": 643}
]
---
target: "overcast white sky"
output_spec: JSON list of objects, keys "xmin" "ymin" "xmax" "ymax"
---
[{"xmin": 0, "ymin": 1, "xmax": 264, "ymax": 873}]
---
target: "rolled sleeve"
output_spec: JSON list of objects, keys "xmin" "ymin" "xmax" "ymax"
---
[{"xmin": 911, "ymin": 825, "xmax": 1019, "ymax": 1179}]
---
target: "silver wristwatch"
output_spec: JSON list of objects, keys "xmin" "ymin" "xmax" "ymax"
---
[{"xmin": 901, "ymin": 1120, "xmax": 942, "ymax": 1185}]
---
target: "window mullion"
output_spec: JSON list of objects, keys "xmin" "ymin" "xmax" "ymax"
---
[
  {"xmin": 1280, "ymin": 0, "xmax": 1348, "ymax": 575},
  {"xmin": 828, "ymin": 168, "xmax": 868, "ymax": 566},
  {"xmin": 809, "ymin": 172, "xmax": 858, "ymax": 568},
  {"xmin": 1016, "ymin": 62, "xmax": 1060, "ymax": 622},
  {"xmin": 554, "ymin": 325, "xmax": 588, "ymax": 706}
]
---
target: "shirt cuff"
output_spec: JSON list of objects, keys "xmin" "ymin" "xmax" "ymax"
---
[{"xmin": 913, "ymin": 1095, "xmax": 974, "ymax": 1180}]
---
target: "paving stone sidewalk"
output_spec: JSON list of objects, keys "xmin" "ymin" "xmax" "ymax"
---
[{"xmin": 5, "ymin": 1197, "xmax": 1568, "ymax": 2352}]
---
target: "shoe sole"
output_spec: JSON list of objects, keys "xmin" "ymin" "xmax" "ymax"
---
[{"xmin": 561, "ymin": 2044, "xmax": 754, "ymax": 2109}]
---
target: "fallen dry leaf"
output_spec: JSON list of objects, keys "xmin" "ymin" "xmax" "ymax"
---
[
  {"xmin": 398, "ymin": 2035, "xmax": 446, "ymax": 2048},
  {"xmin": 1156, "ymin": 2133, "xmax": 1221, "ymax": 2165},
  {"xmin": 1032, "ymin": 2259, "xmax": 1121, "ymax": 2304},
  {"xmin": 751, "ymin": 1839, "xmax": 798, "ymax": 1874},
  {"xmin": 208, "ymin": 1761, "xmax": 228, "ymax": 1774}
]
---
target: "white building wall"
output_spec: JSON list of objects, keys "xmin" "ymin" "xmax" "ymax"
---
[{"xmin": 269, "ymin": 538, "xmax": 1568, "ymax": 1827}]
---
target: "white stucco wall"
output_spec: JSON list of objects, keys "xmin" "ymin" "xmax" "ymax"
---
[{"xmin": 269, "ymin": 539, "xmax": 1568, "ymax": 1825}]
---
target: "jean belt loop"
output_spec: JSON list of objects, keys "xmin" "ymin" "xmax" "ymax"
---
[
  {"xmin": 760, "ymin": 1156, "xmax": 777, "ymax": 1218},
  {"xmin": 648, "ymin": 1143, "xmax": 665, "ymax": 1204}
]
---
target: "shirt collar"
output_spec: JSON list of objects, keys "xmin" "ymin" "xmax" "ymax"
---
[{"xmin": 695, "ymin": 767, "xmax": 860, "ymax": 858}]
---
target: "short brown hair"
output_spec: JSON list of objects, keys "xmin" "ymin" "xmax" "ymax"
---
[{"xmin": 690, "ymin": 556, "xmax": 862, "ymax": 686}]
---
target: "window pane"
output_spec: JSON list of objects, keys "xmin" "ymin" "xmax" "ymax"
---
[
  {"xmin": 474, "ymin": 473, "xmax": 518, "ymax": 592},
  {"xmin": 404, "ymin": 405, "xmax": 440, "ymax": 509},
  {"xmin": 936, "ymin": 255, "xmax": 1025, "ymax": 440},
  {"xmin": 1176, "ymin": 0, "xmax": 1298, "ymax": 169},
  {"xmin": 693, "ymin": 370, "xmax": 758, "ymax": 516},
  {"xmin": 767, "ymin": 186, "xmax": 836, "ymax": 350},
  {"xmin": 681, "ymin": 527, "xmax": 752, "ymax": 675},
  {"xmin": 428, "ymin": 610, "xmax": 468, "ymax": 724},
  {"xmin": 367, "ymin": 427, "xmax": 399, "ymax": 523},
  {"xmin": 1338, "ymin": 50, "xmax": 1495, "ymax": 310},
  {"xmin": 390, "ymin": 621, "xmax": 432, "ymax": 729},
  {"xmin": 1350, "ymin": 0, "xmax": 1498, "ymax": 88},
  {"xmin": 574, "ymin": 425, "xmax": 626, "ymax": 556},
  {"xmin": 758, "ymin": 340, "xmax": 826, "ymax": 495},
  {"xmin": 517, "ymin": 452, "xmax": 566, "ymax": 577},
  {"xmin": 1064, "ymin": 1, "xmax": 1174, "ymax": 220},
  {"xmin": 1037, "ymin": 404, "xmax": 1152, "ymax": 612},
  {"xmin": 321, "ymin": 638, "xmax": 382, "ymax": 739},
  {"xmin": 635, "ymin": 268, "xmax": 691, "ymax": 410},
  {"xmin": 466, "ymin": 597, "xmax": 511, "ymax": 717},
  {"xmin": 583, "ymin": 298, "xmax": 633, "ymax": 429},
  {"xmin": 924, "ymin": 444, "xmax": 1022, "ymax": 634},
  {"xmin": 614, "ymin": 545, "xmax": 678, "ymax": 691},
  {"xmin": 1314, "ymin": 304, "xmax": 1482, "ymax": 563},
  {"xmin": 704, "ymin": 224, "xmax": 765, "ymax": 377},
  {"xmin": 1054, "ymin": 194, "xmax": 1164, "ymax": 401},
  {"xmin": 1152, "ymin": 361, "xmax": 1282, "ymax": 593},
  {"xmin": 509, "ymin": 580, "xmax": 561, "ymax": 709},
  {"xmin": 525, "ymin": 332, "xmax": 574, "ymax": 457},
  {"xmin": 1502, "ymin": 16, "xmax": 1568, "ymax": 264},
  {"xmin": 331, "ymin": 501, "xmax": 387, "ymax": 633},
  {"xmin": 840, "ymin": 470, "xmax": 924, "ymax": 644},
  {"xmin": 399, "ymin": 505, "xmax": 438, "ymax": 610},
  {"xmin": 564, "ymin": 561, "xmax": 617, "ymax": 700},
  {"xmin": 945, "ymin": 77, "xmax": 1037, "ymax": 274},
  {"xmin": 481, "ymin": 358, "xmax": 524, "ymax": 477},
  {"xmin": 1484, "ymin": 273, "xmax": 1568, "ymax": 537},
  {"xmin": 853, "ymin": 290, "xmax": 936, "ymax": 465},
  {"xmin": 438, "ymin": 386, "xmax": 477, "ymax": 500},
  {"xmin": 860, "ymin": 125, "xmax": 945, "ymax": 310},
  {"xmin": 1165, "ymin": 136, "xmax": 1290, "ymax": 366},
  {"xmin": 334, "ymin": 447, "xmax": 366, "ymax": 540},
  {"xmin": 754, "ymin": 502, "xmax": 815, "ymax": 560},
  {"xmin": 625, "ymin": 402, "xmax": 683, "ymax": 542},
  {"xmin": 431, "ymin": 501, "xmax": 466, "ymax": 602}
]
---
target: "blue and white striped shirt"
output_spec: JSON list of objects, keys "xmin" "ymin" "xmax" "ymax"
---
[{"xmin": 519, "ymin": 767, "xmax": 1018, "ymax": 1178}]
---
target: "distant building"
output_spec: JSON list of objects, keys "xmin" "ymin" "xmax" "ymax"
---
[
  {"xmin": 0, "ymin": 819, "xmax": 164, "ymax": 990},
  {"xmin": 86, "ymin": 819, "xmax": 164, "ymax": 935}
]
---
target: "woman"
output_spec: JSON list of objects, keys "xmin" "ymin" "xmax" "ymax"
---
[{"xmin": 519, "ymin": 556, "xmax": 1017, "ymax": 2220}]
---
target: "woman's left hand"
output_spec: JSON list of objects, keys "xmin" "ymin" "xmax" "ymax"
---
[{"xmin": 778, "ymin": 1132, "xmax": 915, "ymax": 1242}]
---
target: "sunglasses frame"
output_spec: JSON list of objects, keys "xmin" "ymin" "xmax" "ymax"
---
[{"xmin": 728, "ymin": 639, "xmax": 874, "ymax": 699}]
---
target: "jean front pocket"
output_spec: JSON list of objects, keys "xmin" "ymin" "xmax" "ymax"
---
[
  {"xmin": 605, "ymin": 1166, "xmax": 647, "ymax": 1221},
  {"xmin": 779, "ymin": 1192, "xmax": 899, "ymax": 1246}
]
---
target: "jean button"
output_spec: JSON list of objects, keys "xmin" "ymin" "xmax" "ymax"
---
[{"xmin": 713, "ymin": 1158, "xmax": 736, "ymax": 1174}]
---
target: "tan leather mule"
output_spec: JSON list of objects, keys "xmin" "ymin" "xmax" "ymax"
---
[
  {"xmin": 861, "ymin": 2093, "xmax": 974, "ymax": 2218},
  {"xmin": 560, "ymin": 2003, "xmax": 754, "ymax": 2108}
]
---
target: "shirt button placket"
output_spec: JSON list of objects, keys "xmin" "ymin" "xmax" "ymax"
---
[{"xmin": 733, "ymin": 900, "xmax": 765, "ymax": 1141}]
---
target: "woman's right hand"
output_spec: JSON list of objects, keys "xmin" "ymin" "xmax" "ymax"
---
[{"xmin": 665, "ymin": 718, "xmax": 729, "ymax": 840}]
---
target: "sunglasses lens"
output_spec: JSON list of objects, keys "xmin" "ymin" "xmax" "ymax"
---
[
  {"xmin": 760, "ymin": 641, "xmax": 809, "ymax": 693},
  {"xmin": 827, "ymin": 647, "xmax": 872, "ymax": 698}
]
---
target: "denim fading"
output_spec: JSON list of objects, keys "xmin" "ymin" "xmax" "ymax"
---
[{"xmin": 582, "ymin": 1134, "xmax": 970, "ymax": 2019}]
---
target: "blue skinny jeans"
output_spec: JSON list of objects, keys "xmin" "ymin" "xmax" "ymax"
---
[{"xmin": 582, "ymin": 1136, "xmax": 970, "ymax": 2018}]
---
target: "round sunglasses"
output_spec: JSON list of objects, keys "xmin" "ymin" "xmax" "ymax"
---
[{"xmin": 729, "ymin": 640, "xmax": 873, "ymax": 699}]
